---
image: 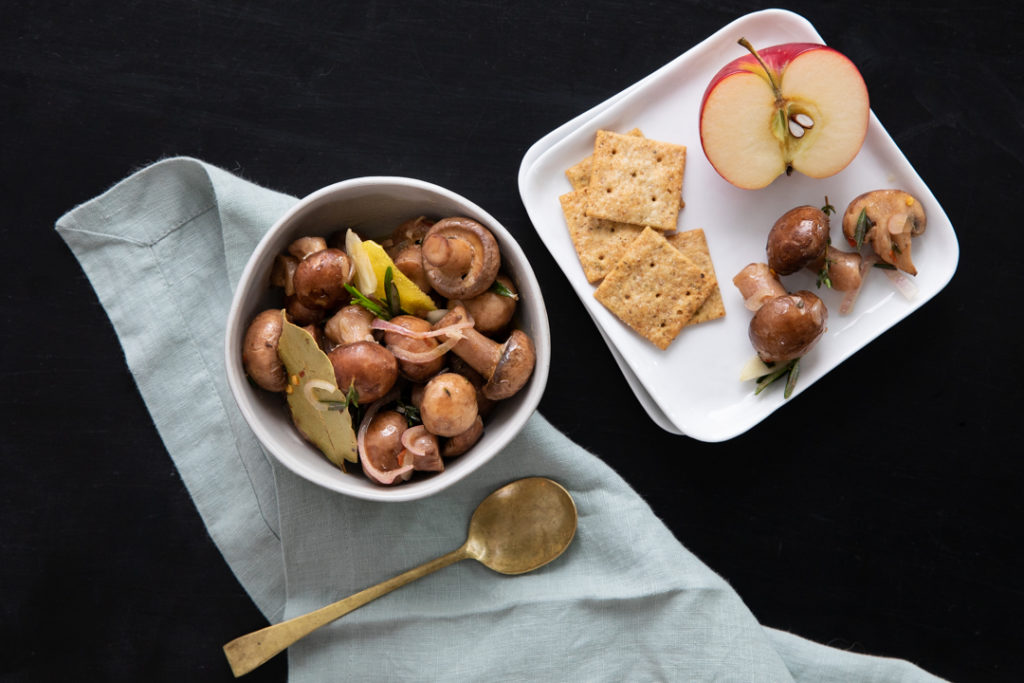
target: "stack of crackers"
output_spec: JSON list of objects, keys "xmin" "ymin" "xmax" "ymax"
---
[{"xmin": 559, "ymin": 129, "xmax": 725, "ymax": 350}]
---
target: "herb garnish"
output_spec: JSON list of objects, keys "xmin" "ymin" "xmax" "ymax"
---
[
  {"xmin": 489, "ymin": 279, "xmax": 518, "ymax": 300},
  {"xmin": 383, "ymin": 266, "xmax": 402, "ymax": 317},
  {"xmin": 345, "ymin": 283, "xmax": 392, "ymax": 320},
  {"xmin": 854, "ymin": 208, "xmax": 873, "ymax": 249},
  {"xmin": 755, "ymin": 358, "xmax": 800, "ymax": 398}
]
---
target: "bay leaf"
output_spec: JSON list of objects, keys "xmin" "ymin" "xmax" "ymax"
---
[{"xmin": 276, "ymin": 311, "xmax": 358, "ymax": 469}]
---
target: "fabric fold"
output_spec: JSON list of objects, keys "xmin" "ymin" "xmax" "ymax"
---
[{"xmin": 56, "ymin": 158, "xmax": 944, "ymax": 682}]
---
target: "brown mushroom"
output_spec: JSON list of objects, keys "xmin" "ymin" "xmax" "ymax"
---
[
  {"xmin": 807, "ymin": 246, "xmax": 863, "ymax": 292},
  {"xmin": 324, "ymin": 304, "xmax": 375, "ymax": 348},
  {"xmin": 432, "ymin": 304, "xmax": 535, "ymax": 400},
  {"xmin": 419, "ymin": 372, "xmax": 479, "ymax": 437},
  {"xmin": 390, "ymin": 243, "xmax": 434, "ymax": 294},
  {"xmin": 749, "ymin": 290, "xmax": 828, "ymax": 363},
  {"xmin": 382, "ymin": 315, "xmax": 446, "ymax": 382},
  {"xmin": 284, "ymin": 294, "xmax": 325, "ymax": 326},
  {"xmin": 461, "ymin": 273, "xmax": 517, "ymax": 336},
  {"xmin": 269, "ymin": 254, "xmax": 299, "ymax": 295},
  {"xmin": 401, "ymin": 425, "xmax": 444, "ymax": 472},
  {"xmin": 733, "ymin": 263, "xmax": 786, "ymax": 312},
  {"xmin": 327, "ymin": 341, "xmax": 398, "ymax": 403},
  {"xmin": 360, "ymin": 410, "xmax": 409, "ymax": 485},
  {"xmin": 842, "ymin": 190, "xmax": 926, "ymax": 275},
  {"xmin": 766, "ymin": 205, "xmax": 830, "ymax": 275},
  {"xmin": 442, "ymin": 416, "xmax": 483, "ymax": 458},
  {"xmin": 421, "ymin": 217, "xmax": 501, "ymax": 299},
  {"xmin": 287, "ymin": 236, "xmax": 327, "ymax": 260},
  {"xmin": 241, "ymin": 309, "xmax": 288, "ymax": 392},
  {"xmin": 386, "ymin": 216, "xmax": 434, "ymax": 250},
  {"xmin": 293, "ymin": 247, "xmax": 353, "ymax": 310},
  {"xmin": 447, "ymin": 356, "xmax": 496, "ymax": 417}
]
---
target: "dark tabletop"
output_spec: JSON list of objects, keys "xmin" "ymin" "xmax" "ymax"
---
[{"xmin": 3, "ymin": 1, "xmax": 1021, "ymax": 681}]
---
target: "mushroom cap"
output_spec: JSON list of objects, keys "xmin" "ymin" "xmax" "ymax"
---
[
  {"xmin": 442, "ymin": 415, "xmax": 484, "ymax": 458},
  {"xmin": 327, "ymin": 340, "xmax": 399, "ymax": 404},
  {"xmin": 749, "ymin": 290, "xmax": 828, "ymax": 363},
  {"xmin": 422, "ymin": 217, "xmax": 500, "ymax": 299},
  {"xmin": 324, "ymin": 304, "xmax": 375, "ymax": 348},
  {"xmin": 241, "ymin": 309, "xmax": 288, "ymax": 392},
  {"xmin": 420, "ymin": 372, "xmax": 479, "ymax": 437},
  {"xmin": 361, "ymin": 410, "xmax": 408, "ymax": 476},
  {"xmin": 766, "ymin": 205, "xmax": 830, "ymax": 276},
  {"xmin": 293, "ymin": 248, "xmax": 353, "ymax": 310},
  {"xmin": 842, "ymin": 190, "xmax": 926, "ymax": 275},
  {"xmin": 482, "ymin": 329, "xmax": 536, "ymax": 400},
  {"xmin": 461, "ymin": 273, "xmax": 517, "ymax": 336},
  {"xmin": 383, "ymin": 315, "xmax": 445, "ymax": 382}
]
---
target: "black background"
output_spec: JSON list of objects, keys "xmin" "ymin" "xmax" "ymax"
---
[{"xmin": 3, "ymin": 1, "xmax": 1021, "ymax": 681}]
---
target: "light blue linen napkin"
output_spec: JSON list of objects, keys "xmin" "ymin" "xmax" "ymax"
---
[{"xmin": 57, "ymin": 157, "xmax": 945, "ymax": 682}]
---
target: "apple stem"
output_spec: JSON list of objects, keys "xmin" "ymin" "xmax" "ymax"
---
[{"xmin": 737, "ymin": 37, "xmax": 782, "ymax": 100}]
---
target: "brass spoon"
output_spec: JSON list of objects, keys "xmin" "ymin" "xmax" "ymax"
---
[{"xmin": 223, "ymin": 477, "xmax": 577, "ymax": 677}]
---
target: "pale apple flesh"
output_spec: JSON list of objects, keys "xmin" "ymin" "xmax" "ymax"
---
[{"xmin": 699, "ymin": 42, "xmax": 870, "ymax": 190}]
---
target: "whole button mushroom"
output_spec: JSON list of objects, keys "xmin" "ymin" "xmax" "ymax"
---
[
  {"xmin": 324, "ymin": 304, "xmax": 375, "ymax": 348},
  {"xmin": 242, "ymin": 309, "xmax": 288, "ymax": 392},
  {"xmin": 293, "ymin": 248, "xmax": 353, "ymax": 310},
  {"xmin": 461, "ymin": 273, "xmax": 518, "ymax": 336},
  {"xmin": 442, "ymin": 416, "xmax": 484, "ymax": 458},
  {"xmin": 360, "ymin": 410, "xmax": 410, "ymax": 485},
  {"xmin": 419, "ymin": 373, "xmax": 479, "ymax": 437},
  {"xmin": 421, "ymin": 217, "xmax": 501, "ymax": 299},
  {"xmin": 382, "ymin": 315, "xmax": 445, "ymax": 382},
  {"xmin": 327, "ymin": 341, "xmax": 399, "ymax": 404},
  {"xmin": 432, "ymin": 304, "xmax": 535, "ymax": 401},
  {"xmin": 842, "ymin": 190, "xmax": 926, "ymax": 275},
  {"xmin": 749, "ymin": 290, "xmax": 828, "ymax": 363},
  {"xmin": 766, "ymin": 205, "xmax": 830, "ymax": 276}
]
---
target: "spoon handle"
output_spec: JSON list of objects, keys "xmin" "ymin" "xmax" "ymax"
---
[{"xmin": 223, "ymin": 544, "xmax": 471, "ymax": 677}]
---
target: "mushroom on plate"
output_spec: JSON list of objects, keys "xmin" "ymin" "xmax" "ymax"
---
[
  {"xmin": 422, "ymin": 217, "xmax": 500, "ymax": 299},
  {"xmin": 842, "ymin": 190, "xmax": 926, "ymax": 275},
  {"xmin": 766, "ymin": 205, "xmax": 830, "ymax": 276},
  {"xmin": 749, "ymin": 290, "xmax": 828, "ymax": 363}
]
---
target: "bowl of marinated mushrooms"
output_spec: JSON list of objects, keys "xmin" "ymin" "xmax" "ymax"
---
[{"xmin": 225, "ymin": 177, "xmax": 550, "ymax": 501}]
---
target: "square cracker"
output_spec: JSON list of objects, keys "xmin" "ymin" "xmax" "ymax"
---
[
  {"xmin": 594, "ymin": 227, "xmax": 713, "ymax": 350},
  {"xmin": 559, "ymin": 188, "xmax": 645, "ymax": 283},
  {"xmin": 585, "ymin": 130, "xmax": 686, "ymax": 230},
  {"xmin": 666, "ymin": 229, "xmax": 725, "ymax": 325},
  {"xmin": 565, "ymin": 128, "xmax": 644, "ymax": 190}
]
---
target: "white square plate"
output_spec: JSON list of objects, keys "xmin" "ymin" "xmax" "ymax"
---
[{"xmin": 518, "ymin": 9, "xmax": 958, "ymax": 442}]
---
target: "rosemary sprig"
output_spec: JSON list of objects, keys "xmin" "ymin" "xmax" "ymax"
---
[
  {"xmin": 344, "ymin": 283, "xmax": 392, "ymax": 320},
  {"xmin": 755, "ymin": 358, "xmax": 800, "ymax": 397},
  {"xmin": 384, "ymin": 266, "xmax": 402, "ymax": 317},
  {"xmin": 854, "ymin": 208, "xmax": 873, "ymax": 249},
  {"xmin": 489, "ymin": 279, "xmax": 519, "ymax": 300}
]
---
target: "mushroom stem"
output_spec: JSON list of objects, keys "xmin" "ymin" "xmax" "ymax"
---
[
  {"xmin": 433, "ymin": 304, "xmax": 535, "ymax": 400},
  {"xmin": 422, "ymin": 233, "xmax": 475, "ymax": 273}
]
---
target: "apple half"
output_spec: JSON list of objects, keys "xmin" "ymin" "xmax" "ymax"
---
[{"xmin": 699, "ymin": 39, "xmax": 870, "ymax": 190}]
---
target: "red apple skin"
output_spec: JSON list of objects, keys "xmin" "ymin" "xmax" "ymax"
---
[
  {"xmin": 699, "ymin": 43, "xmax": 825, "ymax": 112},
  {"xmin": 698, "ymin": 42, "xmax": 870, "ymax": 190}
]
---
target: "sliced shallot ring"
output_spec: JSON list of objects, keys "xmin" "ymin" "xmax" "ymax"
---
[
  {"xmin": 357, "ymin": 389, "xmax": 412, "ymax": 485},
  {"xmin": 400, "ymin": 425, "xmax": 431, "ymax": 457},
  {"xmin": 371, "ymin": 317, "xmax": 473, "ymax": 339},
  {"xmin": 387, "ymin": 332, "xmax": 463, "ymax": 363},
  {"xmin": 883, "ymin": 267, "xmax": 919, "ymax": 300},
  {"xmin": 302, "ymin": 378, "xmax": 339, "ymax": 412}
]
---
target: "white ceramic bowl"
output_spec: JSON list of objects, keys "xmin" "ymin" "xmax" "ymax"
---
[{"xmin": 225, "ymin": 177, "xmax": 550, "ymax": 502}]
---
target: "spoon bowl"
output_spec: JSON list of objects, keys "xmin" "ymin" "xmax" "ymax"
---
[
  {"xmin": 223, "ymin": 477, "xmax": 577, "ymax": 677},
  {"xmin": 466, "ymin": 477, "xmax": 577, "ymax": 574}
]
